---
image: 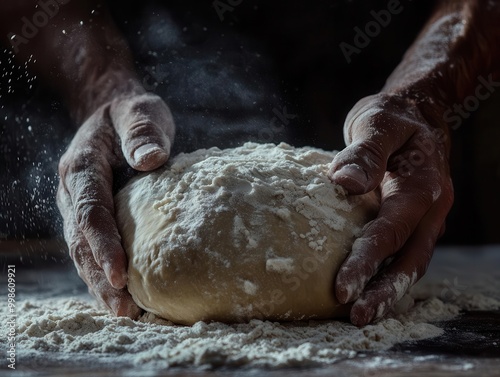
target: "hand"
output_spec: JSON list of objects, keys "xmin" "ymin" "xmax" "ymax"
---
[
  {"xmin": 329, "ymin": 93, "xmax": 454, "ymax": 326},
  {"xmin": 57, "ymin": 93, "xmax": 175, "ymax": 318}
]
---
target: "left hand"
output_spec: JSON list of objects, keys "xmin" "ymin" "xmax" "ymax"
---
[
  {"xmin": 329, "ymin": 93, "xmax": 454, "ymax": 326},
  {"xmin": 57, "ymin": 93, "xmax": 175, "ymax": 317}
]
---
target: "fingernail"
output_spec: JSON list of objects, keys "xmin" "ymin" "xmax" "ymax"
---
[
  {"xmin": 337, "ymin": 265, "xmax": 369, "ymax": 304},
  {"xmin": 337, "ymin": 283, "xmax": 355, "ymax": 304},
  {"xmin": 133, "ymin": 143, "xmax": 166, "ymax": 164},
  {"xmin": 332, "ymin": 164, "xmax": 368, "ymax": 186}
]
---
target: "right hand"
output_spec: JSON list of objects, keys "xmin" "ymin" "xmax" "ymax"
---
[
  {"xmin": 329, "ymin": 93, "xmax": 454, "ymax": 326},
  {"xmin": 57, "ymin": 93, "xmax": 175, "ymax": 318}
]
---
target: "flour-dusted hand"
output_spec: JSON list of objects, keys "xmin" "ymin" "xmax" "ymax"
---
[
  {"xmin": 327, "ymin": 0, "xmax": 500, "ymax": 326},
  {"xmin": 57, "ymin": 94, "xmax": 175, "ymax": 317},
  {"xmin": 329, "ymin": 93, "xmax": 453, "ymax": 326},
  {"xmin": 0, "ymin": 0, "xmax": 177, "ymax": 317}
]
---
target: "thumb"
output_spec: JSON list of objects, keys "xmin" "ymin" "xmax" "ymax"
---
[
  {"xmin": 110, "ymin": 93, "xmax": 175, "ymax": 171},
  {"xmin": 328, "ymin": 140, "xmax": 387, "ymax": 195},
  {"xmin": 328, "ymin": 94, "xmax": 417, "ymax": 194}
]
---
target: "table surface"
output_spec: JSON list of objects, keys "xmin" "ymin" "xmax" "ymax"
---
[{"xmin": 1, "ymin": 242, "xmax": 499, "ymax": 377}]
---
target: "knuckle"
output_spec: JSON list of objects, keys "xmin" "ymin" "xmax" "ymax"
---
[
  {"xmin": 417, "ymin": 175, "xmax": 454, "ymax": 213},
  {"xmin": 74, "ymin": 200, "xmax": 104, "ymax": 234},
  {"xmin": 373, "ymin": 217, "xmax": 412, "ymax": 252},
  {"xmin": 59, "ymin": 125, "xmax": 111, "ymax": 178},
  {"xmin": 355, "ymin": 139, "xmax": 387, "ymax": 172},
  {"xmin": 116, "ymin": 94, "xmax": 174, "ymax": 135},
  {"xmin": 122, "ymin": 93, "xmax": 165, "ymax": 119},
  {"xmin": 60, "ymin": 150, "xmax": 96, "ymax": 190},
  {"xmin": 67, "ymin": 238, "xmax": 88, "ymax": 269},
  {"xmin": 126, "ymin": 121, "xmax": 161, "ymax": 142},
  {"xmin": 399, "ymin": 177, "xmax": 440, "ymax": 208},
  {"xmin": 60, "ymin": 137, "xmax": 115, "ymax": 183},
  {"xmin": 134, "ymin": 93, "xmax": 167, "ymax": 111},
  {"xmin": 334, "ymin": 140, "xmax": 386, "ymax": 177},
  {"xmin": 69, "ymin": 148, "xmax": 96, "ymax": 174}
]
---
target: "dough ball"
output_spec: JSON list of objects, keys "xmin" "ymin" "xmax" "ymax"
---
[{"xmin": 115, "ymin": 143, "xmax": 379, "ymax": 325}]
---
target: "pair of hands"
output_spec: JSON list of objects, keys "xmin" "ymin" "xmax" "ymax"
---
[{"xmin": 57, "ymin": 92, "xmax": 453, "ymax": 326}]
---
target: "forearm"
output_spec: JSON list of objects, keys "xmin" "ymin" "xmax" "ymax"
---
[
  {"xmin": 0, "ymin": 0, "xmax": 143, "ymax": 123},
  {"xmin": 381, "ymin": 0, "xmax": 500, "ymax": 128}
]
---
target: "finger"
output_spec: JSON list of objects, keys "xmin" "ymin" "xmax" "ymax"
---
[
  {"xmin": 329, "ymin": 94, "xmax": 424, "ymax": 194},
  {"xmin": 60, "ymin": 112, "xmax": 128, "ymax": 289},
  {"xmin": 78, "ymin": 245, "xmax": 142, "ymax": 318},
  {"xmin": 110, "ymin": 93, "xmax": 175, "ymax": 171},
  {"xmin": 59, "ymin": 185, "xmax": 142, "ymax": 318},
  {"xmin": 335, "ymin": 171, "xmax": 439, "ymax": 304},
  {"xmin": 349, "ymin": 199, "xmax": 449, "ymax": 327},
  {"xmin": 57, "ymin": 180, "xmax": 85, "ymax": 270}
]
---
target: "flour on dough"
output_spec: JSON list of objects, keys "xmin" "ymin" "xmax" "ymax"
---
[{"xmin": 115, "ymin": 142, "xmax": 379, "ymax": 325}]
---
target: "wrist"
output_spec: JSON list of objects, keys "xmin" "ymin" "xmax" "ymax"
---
[
  {"xmin": 10, "ymin": 0, "xmax": 147, "ymax": 124},
  {"xmin": 379, "ymin": 86, "xmax": 452, "ymax": 134},
  {"xmin": 68, "ymin": 67, "xmax": 145, "ymax": 124},
  {"xmin": 379, "ymin": 1, "xmax": 500, "ymax": 132}
]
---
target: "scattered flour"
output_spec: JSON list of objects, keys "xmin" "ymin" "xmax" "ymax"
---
[
  {"xmin": 1, "ymin": 297, "xmax": 442, "ymax": 369},
  {"xmin": 2, "ymin": 280, "xmax": 499, "ymax": 370},
  {"xmin": 2, "ymin": 140, "xmax": 499, "ymax": 374}
]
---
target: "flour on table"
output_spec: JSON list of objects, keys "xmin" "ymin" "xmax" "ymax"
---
[
  {"xmin": 115, "ymin": 142, "xmax": 379, "ymax": 324},
  {"xmin": 4, "ymin": 287, "xmax": 498, "ymax": 370},
  {"xmin": 0, "ymin": 298, "xmax": 441, "ymax": 369}
]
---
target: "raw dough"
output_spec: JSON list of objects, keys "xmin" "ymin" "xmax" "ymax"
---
[{"xmin": 115, "ymin": 143, "xmax": 379, "ymax": 325}]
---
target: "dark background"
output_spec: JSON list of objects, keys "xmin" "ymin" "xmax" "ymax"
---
[{"xmin": 1, "ymin": 0, "xmax": 499, "ymax": 245}]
